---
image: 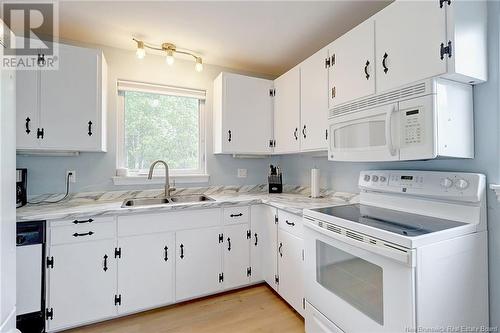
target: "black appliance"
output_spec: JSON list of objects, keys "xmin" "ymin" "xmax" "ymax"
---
[
  {"xmin": 16, "ymin": 168, "xmax": 27, "ymax": 208},
  {"xmin": 16, "ymin": 221, "xmax": 46, "ymax": 333}
]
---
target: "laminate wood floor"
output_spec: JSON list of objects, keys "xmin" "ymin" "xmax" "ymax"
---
[{"xmin": 64, "ymin": 284, "xmax": 305, "ymax": 333}]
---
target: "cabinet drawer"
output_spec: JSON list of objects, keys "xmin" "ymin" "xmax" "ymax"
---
[
  {"xmin": 50, "ymin": 218, "xmax": 116, "ymax": 245},
  {"xmin": 277, "ymin": 210, "xmax": 303, "ymax": 238},
  {"xmin": 223, "ymin": 206, "xmax": 249, "ymax": 225}
]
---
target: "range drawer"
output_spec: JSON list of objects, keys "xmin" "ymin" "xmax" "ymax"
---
[
  {"xmin": 277, "ymin": 210, "xmax": 303, "ymax": 238},
  {"xmin": 50, "ymin": 217, "xmax": 115, "ymax": 245},
  {"xmin": 223, "ymin": 206, "xmax": 249, "ymax": 225}
]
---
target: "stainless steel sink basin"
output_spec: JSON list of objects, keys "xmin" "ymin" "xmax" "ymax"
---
[
  {"xmin": 121, "ymin": 195, "xmax": 214, "ymax": 208},
  {"xmin": 169, "ymin": 195, "xmax": 214, "ymax": 203},
  {"xmin": 122, "ymin": 197, "xmax": 170, "ymax": 207}
]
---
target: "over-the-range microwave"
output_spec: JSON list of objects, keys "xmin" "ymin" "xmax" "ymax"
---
[{"xmin": 328, "ymin": 78, "xmax": 474, "ymax": 162}]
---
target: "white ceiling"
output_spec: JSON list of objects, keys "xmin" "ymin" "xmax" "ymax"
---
[{"xmin": 54, "ymin": 1, "xmax": 391, "ymax": 76}]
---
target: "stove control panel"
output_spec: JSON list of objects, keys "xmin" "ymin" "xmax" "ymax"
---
[{"xmin": 358, "ymin": 170, "xmax": 485, "ymax": 202}]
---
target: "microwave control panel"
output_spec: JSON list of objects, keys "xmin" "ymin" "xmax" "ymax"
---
[{"xmin": 402, "ymin": 108, "xmax": 423, "ymax": 146}]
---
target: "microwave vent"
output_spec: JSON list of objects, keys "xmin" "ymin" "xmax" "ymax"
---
[{"xmin": 329, "ymin": 81, "xmax": 427, "ymax": 118}]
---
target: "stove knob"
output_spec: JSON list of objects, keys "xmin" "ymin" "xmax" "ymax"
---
[
  {"xmin": 380, "ymin": 176, "xmax": 387, "ymax": 182},
  {"xmin": 364, "ymin": 175, "xmax": 371, "ymax": 182},
  {"xmin": 455, "ymin": 179, "xmax": 469, "ymax": 190},
  {"xmin": 440, "ymin": 177, "xmax": 453, "ymax": 189},
  {"xmin": 372, "ymin": 175, "xmax": 379, "ymax": 182}
]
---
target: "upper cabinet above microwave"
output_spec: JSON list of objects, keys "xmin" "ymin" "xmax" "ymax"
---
[
  {"xmin": 16, "ymin": 41, "xmax": 107, "ymax": 153},
  {"xmin": 329, "ymin": 0, "xmax": 487, "ymax": 108}
]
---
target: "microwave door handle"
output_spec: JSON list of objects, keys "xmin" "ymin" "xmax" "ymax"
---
[{"xmin": 385, "ymin": 106, "xmax": 396, "ymax": 156}]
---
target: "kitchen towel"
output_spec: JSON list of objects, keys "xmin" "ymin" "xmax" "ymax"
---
[{"xmin": 311, "ymin": 168, "xmax": 320, "ymax": 198}]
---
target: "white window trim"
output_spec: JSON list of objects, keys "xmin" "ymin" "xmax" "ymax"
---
[{"xmin": 115, "ymin": 81, "xmax": 208, "ymax": 185}]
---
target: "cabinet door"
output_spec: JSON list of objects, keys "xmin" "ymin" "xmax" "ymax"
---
[
  {"xmin": 16, "ymin": 69, "xmax": 39, "ymax": 149},
  {"xmin": 278, "ymin": 228, "xmax": 304, "ymax": 316},
  {"xmin": 328, "ymin": 20, "xmax": 375, "ymax": 108},
  {"xmin": 259, "ymin": 206, "xmax": 278, "ymax": 291},
  {"xmin": 176, "ymin": 227, "xmax": 222, "ymax": 301},
  {"xmin": 117, "ymin": 233, "xmax": 174, "ymax": 314},
  {"xmin": 39, "ymin": 43, "xmax": 101, "ymax": 151},
  {"xmin": 249, "ymin": 205, "xmax": 268, "ymax": 283},
  {"xmin": 222, "ymin": 73, "xmax": 273, "ymax": 154},
  {"xmin": 46, "ymin": 240, "xmax": 116, "ymax": 331},
  {"xmin": 300, "ymin": 47, "xmax": 329, "ymax": 151},
  {"xmin": 223, "ymin": 224, "xmax": 250, "ymax": 289},
  {"xmin": 375, "ymin": 1, "xmax": 446, "ymax": 93},
  {"xmin": 274, "ymin": 67, "xmax": 300, "ymax": 153}
]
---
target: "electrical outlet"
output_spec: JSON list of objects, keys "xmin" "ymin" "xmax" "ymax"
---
[
  {"xmin": 66, "ymin": 170, "xmax": 76, "ymax": 183},
  {"xmin": 237, "ymin": 168, "xmax": 247, "ymax": 178}
]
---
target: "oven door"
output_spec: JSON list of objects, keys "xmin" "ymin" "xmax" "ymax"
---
[
  {"xmin": 304, "ymin": 220, "xmax": 416, "ymax": 332},
  {"xmin": 328, "ymin": 103, "xmax": 399, "ymax": 162}
]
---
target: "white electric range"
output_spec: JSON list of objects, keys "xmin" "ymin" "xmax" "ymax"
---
[{"xmin": 303, "ymin": 170, "xmax": 489, "ymax": 333}]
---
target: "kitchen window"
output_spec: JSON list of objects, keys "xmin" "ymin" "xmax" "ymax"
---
[{"xmin": 115, "ymin": 80, "xmax": 207, "ymax": 184}]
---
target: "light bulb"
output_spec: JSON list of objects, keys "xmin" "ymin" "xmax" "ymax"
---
[
  {"xmin": 135, "ymin": 40, "xmax": 145, "ymax": 59},
  {"xmin": 195, "ymin": 57, "xmax": 203, "ymax": 72},
  {"xmin": 166, "ymin": 49, "xmax": 175, "ymax": 65}
]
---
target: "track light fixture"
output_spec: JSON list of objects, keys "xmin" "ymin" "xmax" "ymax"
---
[{"xmin": 133, "ymin": 38, "xmax": 203, "ymax": 72}]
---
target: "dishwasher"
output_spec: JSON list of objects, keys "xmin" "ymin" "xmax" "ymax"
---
[{"xmin": 16, "ymin": 221, "xmax": 45, "ymax": 333}]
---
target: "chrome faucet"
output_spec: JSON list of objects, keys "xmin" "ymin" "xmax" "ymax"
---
[{"xmin": 148, "ymin": 160, "xmax": 176, "ymax": 197}]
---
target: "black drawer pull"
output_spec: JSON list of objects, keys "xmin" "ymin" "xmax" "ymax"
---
[
  {"xmin": 73, "ymin": 231, "xmax": 94, "ymax": 237},
  {"xmin": 103, "ymin": 254, "xmax": 108, "ymax": 271},
  {"xmin": 88, "ymin": 121, "xmax": 93, "ymax": 136},
  {"xmin": 254, "ymin": 233, "xmax": 258, "ymax": 246},
  {"xmin": 302, "ymin": 125, "xmax": 307, "ymax": 139},
  {"xmin": 278, "ymin": 242, "xmax": 283, "ymax": 257},
  {"xmin": 382, "ymin": 53, "xmax": 389, "ymax": 74},
  {"xmin": 164, "ymin": 246, "xmax": 168, "ymax": 261},
  {"xmin": 285, "ymin": 220, "xmax": 295, "ymax": 227},
  {"xmin": 228, "ymin": 130, "xmax": 232, "ymax": 142},
  {"xmin": 180, "ymin": 244, "xmax": 184, "ymax": 259},
  {"xmin": 25, "ymin": 117, "xmax": 31, "ymax": 134},
  {"xmin": 364, "ymin": 60, "xmax": 370, "ymax": 80},
  {"xmin": 73, "ymin": 218, "xmax": 94, "ymax": 224},
  {"xmin": 227, "ymin": 237, "xmax": 232, "ymax": 251},
  {"xmin": 230, "ymin": 213, "xmax": 243, "ymax": 218},
  {"xmin": 294, "ymin": 127, "xmax": 298, "ymax": 140}
]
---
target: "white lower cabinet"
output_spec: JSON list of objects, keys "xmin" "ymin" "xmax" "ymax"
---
[
  {"xmin": 223, "ymin": 224, "xmax": 251, "ymax": 289},
  {"xmin": 175, "ymin": 226, "xmax": 223, "ymax": 301},
  {"xmin": 278, "ymin": 227, "xmax": 305, "ymax": 316},
  {"xmin": 117, "ymin": 232, "xmax": 174, "ymax": 314},
  {"xmin": 46, "ymin": 239, "xmax": 117, "ymax": 331}
]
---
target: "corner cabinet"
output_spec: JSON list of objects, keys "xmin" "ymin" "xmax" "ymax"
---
[
  {"xmin": 213, "ymin": 72, "xmax": 273, "ymax": 154},
  {"xmin": 16, "ymin": 42, "xmax": 107, "ymax": 153}
]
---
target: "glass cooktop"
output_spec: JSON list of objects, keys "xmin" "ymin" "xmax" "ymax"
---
[{"xmin": 312, "ymin": 204, "xmax": 467, "ymax": 237}]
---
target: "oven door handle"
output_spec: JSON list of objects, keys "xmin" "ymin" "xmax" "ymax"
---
[
  {"xmin": 304, "ymin": 218, "xmax": 415, "ymax": 267},
  {"xmin": 385, "ymin": 105, "xmax": 397, "ymax": 156}
]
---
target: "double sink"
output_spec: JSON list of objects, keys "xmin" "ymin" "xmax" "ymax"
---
[{"xmin": 121, "ymin": 194, "xmax": 214, "ymax": 208}]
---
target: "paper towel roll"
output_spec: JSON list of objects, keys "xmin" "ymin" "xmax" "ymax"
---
[{"xmin": 311, "ymin": 168, "xmax": 320, "ymax": 198}]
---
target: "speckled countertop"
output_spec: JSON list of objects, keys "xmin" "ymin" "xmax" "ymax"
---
[{"xmin": 16, "ymin": 185, "xmax": 358, "ymax": 222}]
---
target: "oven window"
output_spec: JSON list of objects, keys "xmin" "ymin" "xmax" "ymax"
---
[
  {"xmin": 316, "ymin": 240, "xmax": 384, "ymax": 325},
  {"xmin": 333, "ymin": 120, "xmax": 386, "ymax": 149}
]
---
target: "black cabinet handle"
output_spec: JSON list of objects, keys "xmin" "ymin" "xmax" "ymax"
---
[
  {"xmin": 279, "ymin": 242, "xmax": 283, "ymax": 257},
  {"xmin": 285, "ymin": 220, "xmax": 295, "ymax": 227},
  {"xmin": 230, "ymin": 213, "xmax": 243, "ymax": 218},
  {"xmin": 88, "ymin": 121, "xmax": 93, "ymax": 136},
  {"xmin": 302, "ymin": 125, "xmax": 307, "ymax": 139},
  {"xmin": 294, "ymin": 128, "xmax": 298, "ymax": 140},
  {"xmin": 25, "ymin": 117, "xmax": 31, "ymax": 134},
  {"xmin": 382, "ymin": 53, "xmax": 389, "ymax": 74},
  {"xmin": 331, "ymin": 87, "xmax": 336, "ymax": 99},
  {"xmin": 73, "ymin": 218, "xmax": 93, "ymax": 224},
  {"xmin": 227, "ymin": 238, "xmax": 231, "ymax": 251},
  {"xmin": 73, "ymin": 231, "xmax": 94, "ymax": 237},
  {"xmin": 164, "ymin": 246, "xmax": 168, "ymax": 261},
  {"xmin": 180, "ymin": 244, "xmax": 184, "ymax": 259},
  {"xmin": 325, "ymin": 129, "xmax": 328, "ymax": 140},
  {"xmin": 103, "ymin": 254, "xmax": 108, "ymax": 272},
  {"xmin": 364, "ymin": 60, "xmax": 370, "ymax": 80},
  {"xmin": 228, "ymin": 130, "xmax": 232, "ymax": 142},
  {"xmin": 254, "ymin": 233, "xmax": 258, "ymax": 246}
]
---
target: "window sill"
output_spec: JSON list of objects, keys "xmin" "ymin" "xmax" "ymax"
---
[
  {"xmin": 490, "ymin": 184, "xmax": 500, "ymax": 202},
  {"xmin": 112, "ymin": 174, "xmax": 210, "ymax": 186}
]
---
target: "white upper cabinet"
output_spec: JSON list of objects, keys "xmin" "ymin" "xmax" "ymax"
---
[
  {"xmin": 328, "ymin": 20, "xmax": 376, "ymax": 108},
  {"xmin": 213, "ymin": 72, "xmax": 273, "ymax": 154},
  {"xmin": 375, "ymin": 1, "xmax": 447, "ymax": 93},
  {"xmin": 273, "ymin": 66, "xmax": 300, "ymax": 154},
  {"xmin": 300, "ymin": 47, "xmax": 329, "ymax": 151},
  {"xmin": 16, "ymin": 41, "xmax": 107, "ymax": 152}
]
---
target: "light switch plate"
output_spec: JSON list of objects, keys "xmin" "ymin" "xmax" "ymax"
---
[{"xmin": 237, "ymin": 169, "xmax": 247, "ymax": 178}]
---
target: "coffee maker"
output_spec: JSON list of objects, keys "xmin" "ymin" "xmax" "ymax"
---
[{"xmin": 16, "ymin": 168, "xmax": 27, "ymax": 208}]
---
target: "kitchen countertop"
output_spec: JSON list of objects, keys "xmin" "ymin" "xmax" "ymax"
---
[{"xmin": 16, "ymin": 185, "xmax": 358, "ymax": 222}]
